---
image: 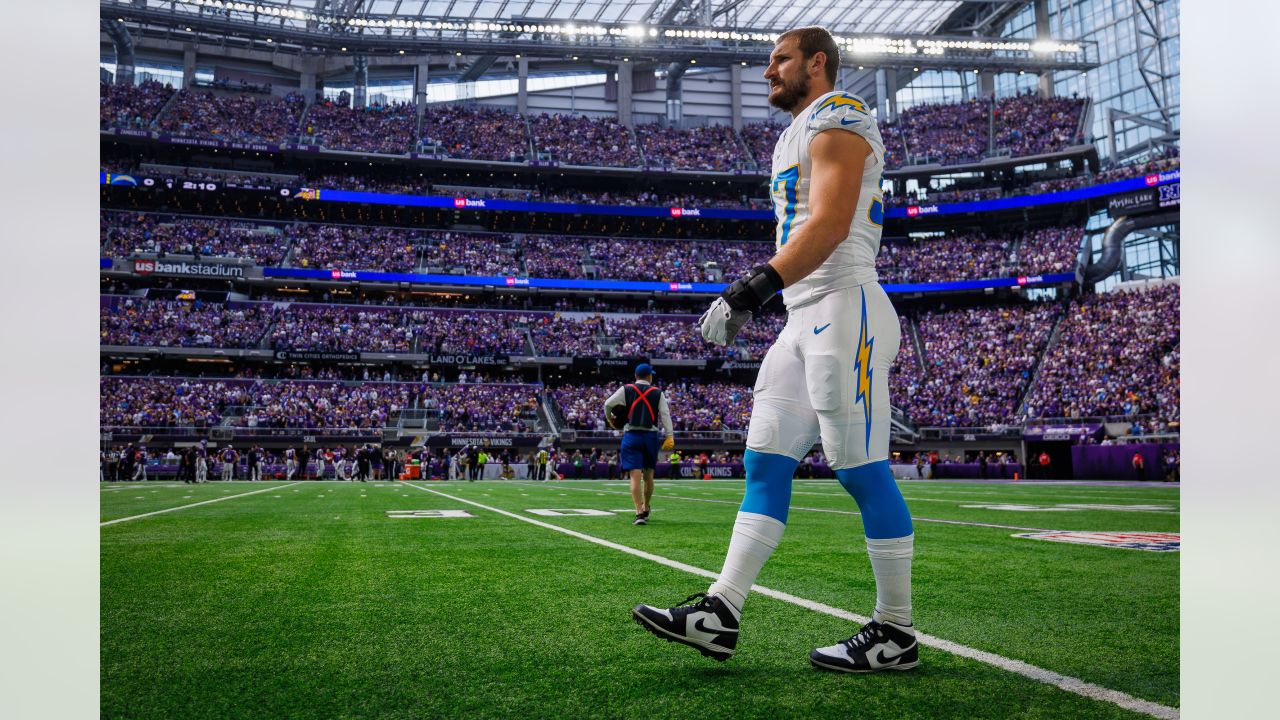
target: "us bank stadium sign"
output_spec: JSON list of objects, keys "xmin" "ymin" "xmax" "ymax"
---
[{"xmin": 133, "ymin": 259, "xmax": 245, "ymax": 278}]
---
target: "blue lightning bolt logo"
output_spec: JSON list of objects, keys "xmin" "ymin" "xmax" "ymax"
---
[{"xmin": 853, "ymin": 289, "xmax": 875, "ymax": 455}]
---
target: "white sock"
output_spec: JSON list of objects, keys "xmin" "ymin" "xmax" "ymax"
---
[
  {"xmin": 866, "ymin": 534, "xmax": 914, "ymax": 626},
  {"xmin": 707, "ymin": 511, "xmax": 786, "ymax": 614}
]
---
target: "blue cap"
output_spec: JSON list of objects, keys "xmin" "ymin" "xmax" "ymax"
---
[{"xmin": 635, "ymin": 363, "xmax": 655, "ymax": 378}]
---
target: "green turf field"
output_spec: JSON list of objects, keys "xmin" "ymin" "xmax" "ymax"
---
[{"xmin": 101, "ymin": 478, "xmax": 1179, "ymax": 719}]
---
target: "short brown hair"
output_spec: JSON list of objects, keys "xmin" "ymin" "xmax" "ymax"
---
[{"xmin": 777, "ymin": 26, "xmax": 840, "ymax": 85}]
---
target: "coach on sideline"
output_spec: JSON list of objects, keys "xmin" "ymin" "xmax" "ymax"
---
[{"xmin": 604, "ymin": 363, "xmax": 675, "ymax": 526}]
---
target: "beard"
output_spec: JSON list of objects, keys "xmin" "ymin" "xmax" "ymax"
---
[{"xmin": 768, "ymin": 75, "xmax": 811, "ymax": 112}]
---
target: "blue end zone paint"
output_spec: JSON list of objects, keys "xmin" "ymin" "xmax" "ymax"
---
[
  {"xmin": 836, "ymin": 461, "xmax": 913, "ymax": 539},
  {"xmin": 740, "ymin": 450, "xmax": 798, "ymax": 523}
]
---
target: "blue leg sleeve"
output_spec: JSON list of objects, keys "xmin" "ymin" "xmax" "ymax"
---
[
  {"xmin": 836, "ymin": 460, "xmax": 913, "ymax": 539},
  {"xmin": 739, "ymin": 449, "xmax": 798, "ymax": 524}
]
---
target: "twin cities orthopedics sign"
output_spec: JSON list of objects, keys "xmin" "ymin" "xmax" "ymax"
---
[
  {"xmin": 132, "ymin": 259, "xmax": 245, "ymax": 278},
  {"xmin": 274, "ymin": 351, "xmax": 361, "ymax": 362}
]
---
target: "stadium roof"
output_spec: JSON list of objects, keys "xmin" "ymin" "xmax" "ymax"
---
[
  {"xmin": 108, "ymin": 1, "xmax": 1091, "ymax": 73},
  {"xmin": 134, "ymin": 0, "xmax": 967, "ymax": 36}
]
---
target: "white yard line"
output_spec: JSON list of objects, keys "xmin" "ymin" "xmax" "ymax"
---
[
  {"xmin": 100, "ymin": 482, "xmax": 303, "ymax": 526},
  {"xmin": 401, "ymin": 482, "xmax": 1177, "ymax": 720},
  {"xmin": 521, "ymin": 482, "xmax": 1067, "ymax": 534}
]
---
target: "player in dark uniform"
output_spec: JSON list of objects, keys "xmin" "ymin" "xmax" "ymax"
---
[{"xmin": 246, "ymin": 446, "xmax": 261, "ymax": 481}]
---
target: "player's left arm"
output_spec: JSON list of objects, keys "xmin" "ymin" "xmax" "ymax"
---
[
  {"xmin": 767, "ymin": 130, "xmax": 870, "ymax": 286},
  {"xmin": 702, "ymin": 129, "xmax": 871, "ymax": 345}
]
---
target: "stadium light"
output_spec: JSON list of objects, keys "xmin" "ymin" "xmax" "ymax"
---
[{"xmin": 157, "ymin": 2, "xmax": 1091, "ymax": 70}]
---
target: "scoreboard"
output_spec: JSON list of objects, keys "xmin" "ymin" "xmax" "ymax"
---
[{"xmin": 1107, "ymin": 181, "xmax": 1180, "ymax": 217}]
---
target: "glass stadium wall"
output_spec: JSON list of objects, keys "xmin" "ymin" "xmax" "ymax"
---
[{"xmin": 998, "ymin": 0, "xmax": 1180, "ymax": 164}]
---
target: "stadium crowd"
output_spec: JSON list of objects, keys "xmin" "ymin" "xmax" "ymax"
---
[
  {"xmin": 301, "ymin": 99, "xmax": 418, "ymax": 154},
  {"xmin": 157, "ymin": 90, "xmax": 306, "ymax": 144},
  {"xmin": 1023, "ymin": 283, "xmax": 1180, "ymax": 425},
  {"xmin": 606, "ymin": 316, "xmax": 737, "ymax": 360},
  {"xmin": 992, "ymin": 93, "xmax": 1086, "ymax": 157},
  {"xmin": 635, "ymin": 123, "xmax": 745, "ymax": 172},
  {"xmin": 101, "ymin": 298, "xmax": 269, "ymax": 348},
  {"xmin": 529, "ymin": 113, "xmax": 642, "ymax": 167},
  {"xmin": 905, "ymin": 303, "xmax": 1060, "ymax": 426},
  {"xmin": 879, "ymin": 94, "xmax": 1085, "ymax": 168},
  {"xmin": 877, "ymin": 233, "xmax": 1013, "ymax": 284},
  {"xmin": 102, "ymin": 377, "xmax": 542, "ymax": 433},
  {"xmin": 101, "ymin": 212, "xmax": 291, "ymax": 265},
  {"xmin": 876, "ymin": 227, "xmax": 1083, "ymax": 284},
  {"xmin": 408, "ymin": 310, "xmax": 531, "ymax": 356},
  {"xmin": 551, "ymin": 380, "xmax": 752, "ymax": 432},
  {"xmin": 100, "ymin": 377, "xmax": 254, "ymax": 428},
  {"xmin": 289, "ymin": 223, "xmax": 421, "ymax": 273},
  {"xmin": 419, "ymin": 104, "xmax": 530, "ymax": 162},
  {"xmin": 884, "ymin": 98, "xmax": 990, "ymax": 166},
  {"xmin": 100, "ymin": 80, "xmax": 175, "ymax": 130},
  {"xmin": 528, "ymin": 314, "xmax": 604, "ymax": 357},
  {"xmin": 269, "ymin": 305, "xmax": 416, "ymax": 353},
  {"xmin": 739, "ymin": 119, "xmax": 787, "ymax": 171},
  {"xmin": 889, "ymin": 317, "xmax": 926, "ymax": 405}
]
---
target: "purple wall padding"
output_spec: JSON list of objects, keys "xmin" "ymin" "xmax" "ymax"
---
[
  {"xmin": 930, "ymin": 462, "xmax": 1025, "ymax": 480},
  {"xmin": 1070, "ymin": 443, "xmax": 1180, "ymax": 480}
]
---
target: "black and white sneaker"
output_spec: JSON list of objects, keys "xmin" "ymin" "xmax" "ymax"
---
[
  {"xmin": 633, "ymin": 514, "xmax": 647, "ymax": 525},
  {"xmin": 809, "ymin": 620, "xmax": 918, "ymax": 672},
  {"xmin": 632, "ymin": 592, "xmax": 739, "ymax": 661}
]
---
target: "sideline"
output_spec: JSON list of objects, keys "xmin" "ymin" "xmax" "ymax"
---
[{"xmin": 401, "ymin": 482, "xmax": 1177, "ymax": 720}]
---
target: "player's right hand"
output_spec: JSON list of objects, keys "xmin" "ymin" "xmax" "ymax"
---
[{"xmin": 699, "ymin": 297, "xmax": 752, "ymax": 346}]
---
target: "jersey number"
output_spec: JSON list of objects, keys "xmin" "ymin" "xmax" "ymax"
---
[{"xmin": 772, "ymin": 164, "xmax": 800, "ymax": 248}]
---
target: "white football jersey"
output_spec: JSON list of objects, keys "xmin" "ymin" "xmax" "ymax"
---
[{"xmin": 770, "ymin": 91, "xmax": 886, "ymax": 308}]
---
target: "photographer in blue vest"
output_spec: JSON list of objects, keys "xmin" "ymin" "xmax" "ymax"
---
[{"xmin": 604, "ymin": 363, "xmax": 674, "ymax": 526}]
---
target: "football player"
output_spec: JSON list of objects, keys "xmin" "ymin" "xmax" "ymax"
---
[{"xmin": 633, "ymin": 26, "xmax": 916, "ymax": 673}]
